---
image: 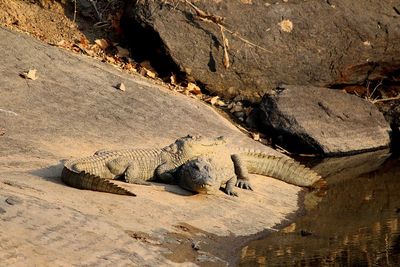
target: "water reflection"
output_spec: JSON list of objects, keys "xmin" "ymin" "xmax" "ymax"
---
[{"xmin": 240, "ymin": 153, "xmax": 400, "ymax": 267}]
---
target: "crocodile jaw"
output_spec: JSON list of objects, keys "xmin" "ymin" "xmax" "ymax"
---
[{"xmin": 179, "ymin": 168, "xmax": 220, "ymax": 193}]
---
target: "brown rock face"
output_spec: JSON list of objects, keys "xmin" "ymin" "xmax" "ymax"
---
[
  {"xmin": 256, "ymin": 85, "xmax": 391, "ymax": 156},
  {"xmin": 122, "ymin": 0, "xmax": 400, "ymax": 101}
]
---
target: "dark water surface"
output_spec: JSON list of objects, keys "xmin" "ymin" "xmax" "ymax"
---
[{"xmin": 239, "ymin": 150, "xmax": 400, "ymax": 266}]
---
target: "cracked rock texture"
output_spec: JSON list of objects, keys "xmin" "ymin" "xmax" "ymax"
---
[{"xmin": 122, "ymin": 0, "xmax": 400, "ymax": 101}]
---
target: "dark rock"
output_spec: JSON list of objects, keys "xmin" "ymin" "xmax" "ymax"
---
[
  {"xmin": 191, "ymin": 241, "xmax": 201, "ymax": 251},
  {"xmin": 377, "ymin": 100, "xmax": 400, "ymax": 128},
  {"xmin": 122, "ymin": 0, "xmax": 400, "ymax": 101},
  {"xmin": 376, "ymin": 99, "xmax": 400, "ymax": 153},
  {"xmin": 300, "ymin": 230, "xmax": 313, "ymax": 237},
  {"xmin": 256, "ymin": 85, "xmax": 391, "ymax": 156}
]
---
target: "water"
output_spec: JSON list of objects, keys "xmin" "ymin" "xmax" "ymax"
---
[{"xmin": 239, "ymin": 150, "xmax": 400, "ymax": 267}]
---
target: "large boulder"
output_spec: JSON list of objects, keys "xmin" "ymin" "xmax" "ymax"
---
[
  {"xmin": 254, "ymin": 85, "xmax": 391, "ymax": 155},
  {"xmin": 122, "ymin": 0, "xmax": 400, "ymax": 101}
]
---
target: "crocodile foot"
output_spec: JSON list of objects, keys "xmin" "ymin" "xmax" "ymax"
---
[
  {"xmin": 236, "ymin": 179, "xmax": 253, "ymax": 190},
  {"xmin": 224, "ymin": 187, "xmax": 238, "ymax": 197}
]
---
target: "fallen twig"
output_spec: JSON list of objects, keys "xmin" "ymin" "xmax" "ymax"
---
[
  {"xmin": 220, "ymin": 25, "xmax": 230, "ymax": 69},
  {"xmin": 184, "ymin": 0, "xmax": 225, "ymax": 25},
  {"xmin": 371, "ymin": 96, "xmax": 400, "ymax": 104},
  {"xmin": 0, "ymin": 108, "xmax": 18, "ymax": 116},
  {"xmin": 221, "ymin": 26, "xmax": 272, "ymax": 53},
  {"xmin": 182, "ymin": 0, "xmax": 272, "ymax": 58},
  {"xmin": 73, "ymin": 0, "xmax": 77, "ymax": 23},
  {"xmin": 89, "ymin": 0, "xmax": 103, "ymax": 21}
]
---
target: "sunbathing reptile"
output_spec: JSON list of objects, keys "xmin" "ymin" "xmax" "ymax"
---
[
  {"xmin": 61, "ymin": 135, "xmax": 226, "ymax": 196},
  {"xmin": 176, "ymin": 153, "xmax": 326, "ymax": 196},
  {"xmin": 61, "ymin": 135, "xmax": 325, "ymax": 196}
]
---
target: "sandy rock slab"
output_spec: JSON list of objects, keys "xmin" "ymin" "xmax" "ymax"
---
[
  {"xmin": 0, "ymin": 27, "xmax": 302, "ymax": 265},
  {"xmin": 255, "ymin": 85, "xmax": 391, "ymax": 156}
]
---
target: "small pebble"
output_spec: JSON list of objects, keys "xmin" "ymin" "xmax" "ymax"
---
[
  {"xmin": 300, "ymin": 229, "xmax": 313, "ymax": 236},
  {"xmin": 116, "ymin": 82, "xmax": 126, "ymax": 91},
  {"xmin": 5, "ymin": 196, "xmax": 23, "ymax": 205},
  {"xmin": 233, "ymin": 111, "xmax": 245, "ymax": 119},
  {"xmin": 191, "ymin": 241, "xmax": 201, "ymax": 251}
]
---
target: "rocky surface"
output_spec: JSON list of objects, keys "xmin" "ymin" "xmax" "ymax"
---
[
  {"xmin": 0, "ymin": 27, "xmax": 304, "ymax": 265},
  {"xmin": 309, "ymin": 149, "xmax": 391, "ymax": 184},
  {"xmin": 253, "ymin": 85, "xmax": 391, "ymax": 156},
  {"xmin": 122, "ymin": 0, "xmax": 400, "ymax": 101}
]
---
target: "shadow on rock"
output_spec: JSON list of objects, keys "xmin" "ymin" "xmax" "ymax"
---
[{"xmin": 30, "ymin": 161, "xmax": 65, "ymax": 185}]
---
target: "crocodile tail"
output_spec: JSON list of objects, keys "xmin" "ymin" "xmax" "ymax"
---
[
  {"xmin": 61, "ymin": 167, "xmax": 136, "ymax": 196},
  {"xmin": 241, "ymin": 151, "xmax": 325, "ymax": 189}
]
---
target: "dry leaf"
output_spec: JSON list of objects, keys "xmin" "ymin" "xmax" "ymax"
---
[
  {"xmin": 363, "ymin": 41, "xmax": 372, "ymax": 46},
  {"xmin": 116, "ymin": 83, "xmax": 126, "ymax": 91},
  {"xmin": 105, "ymin": 56, "xmax": 116, "ymax": 64},
  {"xmin": 251, "ymin": 132, "xmax": 260, "ymax": 141},
  {"xmin": 279, "ymin": 19, "xmax": 293, "ymax": 32},
  {"xmin": 210, "ymin": 96, "xmax": 219, "ymax": 105},
  {"xmin": 80, "ymin": 36, "xmax": 89, "ymax": 48},
  {"xmin": 57, "ymin": 40, "xmax": 67, "ymax": 47},
  {"xmin": 220, "ymin": 26, "xmax": 230, "ymax": 69},
  {"xmin": 230, "ymin": 102, "xmax": 243, "ymax": 113},
  {"xmin": 187, "ymin": 82, "xmax": 202, "ymax": 95},
  {"xmin": 216, "ymin": 99, "xmax": 226, "ymax": 106},
  {"xmin": 95, "ymin": 39, "xmax": 109, "ymax": 50},
  {"xmin": 205, "ymin": 96, "xmax": 225, "ymax": 106},
  {"xmin": 145, "ymin": 69, "xmax": 156, "ymax": 79},
  {"xmin": 124, "ymin": 63, "xmax": 136, "ymax": 72},
  {"xmin": 109, "ymin": 12, "xmax": 123, "ymax": 35},
  {"xmin": 116, "ymin": 46, "xmax": 130, "ymax": 57},
  {"xmin": 205, "ymin": 96, "xmax": 219, "ymax": 105},
  {"xmin": 85, "ymin": 49, "xmax": 95, "ymax": 57},
  {"xmin": 281, "ymin": 223, "xmax": 296, "ymax": 233},
  {"xmin": 21, "ymin": 69, "xmax": 38, "ymax": 80},
  {"xmin": 140, "ymin": 60, "xmax": 153, "ymax": 69},
  {"xmin": 170, "ymin": 74, "xmax": 177, "ymax": 85}
]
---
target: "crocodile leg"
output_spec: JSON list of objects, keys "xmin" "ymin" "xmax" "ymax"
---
[
  {"xmin": 231, "ymin": 154, "xmax": 253, "ymax": 190},
  {"xmin": 155, "ymin": 162, "xmax": 176, "ymax": 183},
  {"xmin": 125, "ymin": 165, "xmax": 152, "ymax": 185},
  {"xmin": 224, "ymin": 176, "xmax": 238, "ymax": 196},
  {"xmin": 106, "ymin": 157, "xmax": 130, "ymax": 178}
]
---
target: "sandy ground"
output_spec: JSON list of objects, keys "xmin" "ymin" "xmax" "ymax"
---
[{"xmin": 0, "ymin": 27, "xmax": 304, "ymax": 265}]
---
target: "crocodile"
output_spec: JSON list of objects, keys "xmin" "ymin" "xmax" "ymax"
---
[
  {"xmin": 177, "ymin": 155, "xmax": 240, "ymax": 196},
  {"xmin": 176, "ymin": 151, "xmax": 326, "ymax": 196},
  {"xmin": 61, "ymin": 135, "xmax": 226, "ymax": 196},
  {"xmin": 62, "ymin": 135, "xmax": 325, "ymax": 196}
]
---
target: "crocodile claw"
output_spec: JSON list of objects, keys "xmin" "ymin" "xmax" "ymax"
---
[
  {"xmin": 225, "ymin": 188, "xmax": 238, "ymax": 197},
  {"xmin": 236, "ymin": 179, "xmax": 253, "ymax": 191}
]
